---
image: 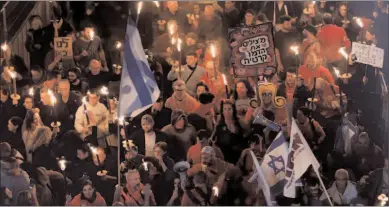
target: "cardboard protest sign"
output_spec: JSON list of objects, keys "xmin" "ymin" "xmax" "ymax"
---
[
  {"xmin": 54, "ymin": 37, "xmax": 73, "ymax": 57},
  {"xmin": 352, "ymin": 42, "xmax": 384, "ymax": 68},
  {"xmin": 228, "ymin": 22, "xmax": 276, "ymax": 77}
]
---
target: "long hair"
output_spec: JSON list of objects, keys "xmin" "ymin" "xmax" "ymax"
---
[
  {"xmin": 16, "ymin": 190, "xmax": 33, "ymax": 206},
  {"xmin": 30, "ymin": 126, "xmax": 52, "ymax": 151},
  {"xmin": 219, "ymin": 99, "xmax": 243, "ymax": 133},
  {"xmin": 24, "ymin": 110, "xmax": 36, "ymax": 131},
  {"xmin": 80, "ymin": 180, "xmax": 97, "ymax": 203},
  {"xmin": 232, "ymin": 79, "xmax": 255, "ymax": 100}
]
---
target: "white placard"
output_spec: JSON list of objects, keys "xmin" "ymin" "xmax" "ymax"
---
[{"xmin": 351, "ymin": 42, "xmax": 384, "ymax": 68}]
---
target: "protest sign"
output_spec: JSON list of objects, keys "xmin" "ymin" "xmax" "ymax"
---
[
  {"xmin": 228, "ymin": 22, "xmax": 276, "ymax": 77},
  {"xmin": 54, "ymin": 37, "xmax": 73, "ymax": 57},
  {"xmin": 352, "ymin": 42, "xmax": 384, "ymax": 68}
]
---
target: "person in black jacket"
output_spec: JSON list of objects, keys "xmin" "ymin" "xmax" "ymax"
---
[
  {"xmin": 4, "ymin": 116, "xmax": 26, "ymax": 158},
  {"xmin": 85, "ymin": 59, "xmax": 121, "ymax": 89},
  {"xmin": 56, "ymin": 80, "xmax": 82, "ymax": 134},
  {"xmin": 30, "ymin": 126, "xmax": 59, "ymax": 171},
  {"xmin": 25, "ymin": 15, "xmax": 47, "ymax": 68},
  {"xmin": 130, "ymin": 114, "xmax": 168, "ymax": 157}
]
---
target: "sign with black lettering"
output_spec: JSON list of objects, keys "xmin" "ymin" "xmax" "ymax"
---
[
  {"xmin": 229, "ymin": 22, "xmax": 276, "ymax": 77},
  {"xmin": 351, "ymin": 42, "xmax": 384, "ymax": 68},
  {"xmin": 54, "ymin": 37, "xmax": 73, "ymax": 57}
]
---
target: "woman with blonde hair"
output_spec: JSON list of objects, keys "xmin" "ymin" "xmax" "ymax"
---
[{"xmin": 30, "ymin": 126, "xmax": 58, "ymax": 170}]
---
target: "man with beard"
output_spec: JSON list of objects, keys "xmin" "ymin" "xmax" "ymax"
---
[
  {"xmin": 165, "ymin": 80, "xmax": 200, "ymax": 114},
  {"xmin": 117, "ymin": 169, "xmax": 156, "ymax": 206},
  {"xmin": 274, "ymin": 15, "xmax": 300, "ymax": 73},
  {"xmin": 130, "ymin": 115, "xmax": 168, "ymax": 157},
  {"xmin": 302, "ymin": 178, "xmax": 322, "ymax": 205},
  {"xmin": 358, "ymin": 158, "xmax": 389, "ymax": 205},
  {"xmin": 187, "ymin": 146, "xmax": 234, "ymax": 188},
  {"xmin": 167, "ymin": 52, "xmax": 206, "ymax": 97},
  {"xmin": 161, "ymin": 109, "xmax": 197, "ymax": 162},
  {"xmin": 277, "ymin": 70, "xmax": 297, "ymax": 104},
  {"xmin": 56, "ymin": 80, "xmax": 82, "ymax": 134},
  {"xmin": 30, "ymin": 66, "xmax": 45, "ymax": 86},
  {"xmin": 344, "ymin": 132, "xmax": 384, "ymax": 180},
  {"xmin": 67, "ymin": 68, "xmax": 89, "ymax": 95}
]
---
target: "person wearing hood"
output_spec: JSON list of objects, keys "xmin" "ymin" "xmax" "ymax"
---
[
  {"xmin": 66, "ymin": 180, "xmax": 106, "ymax": 206},
  {"xmin": 130, "ymin": 114, "xmax": 168, "ymax": 157},
  {"xmin": 165, "ymin": 80, "xmax": 200, "ymax": 114},
  {"xmin": 161, "ymin": 109, "xmax": 197, "ymax": 162}
]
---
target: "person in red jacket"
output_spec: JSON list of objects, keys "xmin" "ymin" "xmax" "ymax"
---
[
  {"xmin": 298, "ymin": 53, "xmax": 335, "ymax": 90},
  {"xmin": 316, "ymin": 13, "xmax": 351, "ymax": 72},
  {"xmin": 66, "ymin": 180, "xmax": 107, "ymax": 206}
]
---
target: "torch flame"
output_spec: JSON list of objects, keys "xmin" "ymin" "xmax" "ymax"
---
[
  {"xmin": 177, "ymin": 38, "xmax": 182, "ymax": 52},
  {"xmin": 290, "ymin": 45, "xmax": 299, "ymax": 55},
  {"xmin": 212, "ymin": 186, "xmax": 219, "ymax": 197},
  {"xmin": 210, "ymin": 44, "xmax": 216, "ymax": 58},
  {"xmin": 58, "ymin": 159, "xmax": 66, "ymax": 171},
  {"xmin": 82, "ymin": 96, "xmax": 87, "ymax": 105},
  {"xmin": 118, "ymin": 116, "xmax": 125, "ymax": 126},
  {"xmin": 169, "ymin": 24, "xmax": 174, "ymax": 36},
  {"xmin": 89, "ymin": 30, "xmax": 95, "ymax": 41},
  {"xmin": 137, "ymin": 2, "xmax": 143, "ymax": 15},
  {"xmin": 100, "ymin": 86, "xmax": 109, "ymax": 95},
  {"xmin": 90, "ymin": 145, "xmax": 98, "ymax": 155},
  {"xmin": 28, "ymin": 88, "xmax": 34, "ymax": 96},
  {"xmin": 312, "ymin": 1, "xmax": 316, "ymax": 5},
  {"xmin": 333, "ymin": 67, "xmax": 340, "ymax": 78},
  {"xmin": 115, "ymin": 41, "xmax": 122, "ymax": 49},
  {"xmin": 356, "ymin": 17, "xmax": 364, "ymax": 28},
  {"xmin": 9, "ymin": 71, "xmax": 16, "ymax": 79},
  {"xmin": 143, "ymin": 161, "xmax": 148, "ymax": 171},
  {"xmin": 153, "ymin": 1, "xmax": 159, "ymax": 8},
  {"xmin": 222, "ymin": 74, "xmax": 228, "ymax": 85},
  {"xmin": 171, "ymin": 37, "xmax": 176, "ymax": 46},
  {"xmin": 338, "ymin": 47, "xmax": 348, "ymax": 60},
  {"xmin": 1, "ymin": 43, "xmax": 8, "ymax": 51}
]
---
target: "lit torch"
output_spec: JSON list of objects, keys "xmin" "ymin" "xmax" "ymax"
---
[
  {"xmin": 177, "ymin": 38, "xmax": 182, "ymax": 79},
  {"xmin": 210, "ymin": 44, "xmax": 218, "ymax": 80},
  {"xmin": 82, "ymin": 96, "xmax": 90, "ymax": 125},
  {"xmin": 290, "ymin": 45, "xmax": 300, "ymax": 76},
  {"xmin": 338, "ymin": 47, "xmax": 351, "ymax": 79},
  {"xmin": 136, "ymin": 2, "xmax": 143, "ymax": 26},
  {"xmin": 212, "ymin": 186, "xmax": 219, "ymax": 197},
  {"xmin": 356, "ymin": 17, "xmax": 364, "ymax": 28},
  {"xmin": 153, "ymin": 1, "xmax": 159, "ymax": 8},
  {"xmin": 222, "ymin": 74, "xmax": 229, "ymax": 98},
  {"xmin": 100, "ymin": 86, "xmax": 111, "ymax": 114}
]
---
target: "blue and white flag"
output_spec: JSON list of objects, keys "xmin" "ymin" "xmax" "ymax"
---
[
  {"xmin": 118, "ymin": 17, "xmax": 160, "ymax": 118},
  {"xmin": 261, "ymin": 132, "xmax": 289, "ymax": 196}
]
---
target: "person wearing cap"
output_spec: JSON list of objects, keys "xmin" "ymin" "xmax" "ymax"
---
[
  {"xmin": 129, "ymin": 114, "xmax": 168, "ymax": 157},
  {"xmin": 187, "ymin": 129, "xmax": 224, "ymax": 165},
  {"xmin": 300, "ymin": 24, "xmax": 322, "ymax": 65},
  {"xmin": 275, "ymin": 15, "xmax": 301, "ymax": 74},
  {"xmin": 161, "ymin": 109, "xmax": 197, "ymax": 162},
  {"xmin": 165, "ymin": 80, "xmax": 200, "ymax": 114},
  {"xmin": 187, "ymin": 146, "xmax": 234, "ymax": 188},
  {"xmin": 167, "ymin": 51, "xmax": 206, "ymax": 97}
]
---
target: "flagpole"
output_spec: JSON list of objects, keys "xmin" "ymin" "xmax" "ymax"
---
[
  {"xmin": 313, "ymin": 167, "xmax": 334, "ymax": 206},
  {"xmin": 117, "ymin": 117, "xmax": 121, "ymax": 186}
]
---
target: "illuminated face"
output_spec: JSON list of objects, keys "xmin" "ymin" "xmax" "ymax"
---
[
  {"xmin": 185, "ymin": 37, "xmax": 196, "ymax": 46},
  {"xmin": 167, "ymin": 1, "xmax": 178, "ymax": 13},
  {"xmin": 201, "ymin": 152, "xmax": 212, "ymax": 165},
  {"xmin": 88, "ymin": 94, "xmax": 99, "ymax": 106},
  {"xmin": 8, "ymin": 120, "xmax": 17, "ymax": 132},
  {"xmin": 153, "ymin": 146, "xmax": 165, "ymax": 158},
  {"xmin": 196, "ymin": 86, "xmax": 206, "ymax": 98},
  {"xmin": 142, "ymin": 123, "xmax": 153, "ymax": 133},
  {"xmin": 175, "ymin": 117, "xmax": 185, "ymax": 130},
  {"xmin": 335, "ymin": 173, "xmax": 348, "ymax": 191},
  {"xmin": 261, "ymin": 89, "xmax": 273, "ymax": 105},
  {"xmin": 24, "ymin": 97, "xmax": 33, "ymax": 110},
  {"xmin": 222, "ymin": 103, "xmax": 233, "ymax": 119},
  {"xmin": 365, "ymin": 30, "xmax": 375, "ymax": 42},
  {"xmin": 245, "ymin": 13, "xmax": 254, "ymax": 25},
  {"xmin": 31, "ymin": 17, "xmax": 42, "ymax": 30},
  {"xmin": 126, "ymin": 171, "xmax": 141, "ymax": 190},
  {"xmin": 31, "ymin": 70, "xmax": 43, "ymax": 84},
  {"xmin": 68, "ymin": 72, "xmax": 78, "ymax": 83},
  {"xmin": 33, "ymin": 113, "xmax": 41, "ymax": 125},
  {"xmin": 339, "ymin": 5, "xmax": 347, "ymax": 17},
  {"xmin": 286, "ymin": 72, "xmax": 296, "ymax": 85},
  {"xmin": 58, "ymin": 82, "xmax": 70, "ymax": 97},
  {"xmin": 89, "ymin": 60, "xmax": 101, "ymax": 75},
  {"xmin": 204, "ymin": 5, "xmax": 215, "ymax": 17},
  {"xmin": 236, "ymin": 82, "xmax": 248, "ymax": 99},
  {"xmin": 40, "ymin": 92, "xmax": 51, "ymax": 106},
  {"xmin": 186, "ymin": 55, "xmax": 197, "ymax": 67},
  {"xmin": 84, "ymin": 27, "xmax": 94, "ymax": 40},
  {"xmin": 306, "ymin": 54, "xmax": 318, "ymax": 70},
  {"xmin": 82, "ymin": 184, "xmax": 94, "ymax": 199},
  {"xmin": 283, "ymin": 20, "xmax": 292, "ymax": 30}
]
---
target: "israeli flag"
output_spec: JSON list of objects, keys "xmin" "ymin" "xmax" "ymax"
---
[
  {"xmin": 118, "ymin": 17, "xmax": 160, "ymax": 118},
  {"xmin": 261, "ymin": 132, "xmax": 289, "ymax": 196}
]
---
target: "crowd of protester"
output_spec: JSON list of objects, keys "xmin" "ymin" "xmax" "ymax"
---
[{"xmin": 0, "ymin": 0, "xmax": 388, "ymax": 206}]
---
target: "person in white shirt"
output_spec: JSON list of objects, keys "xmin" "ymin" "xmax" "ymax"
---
[
  {"xmin": 320, "ymin": 168, "xmax": 358, "ymax": 205},
  {"xmin": 75, "ymin": 89, "xmax": 109, "ymax": 147}
]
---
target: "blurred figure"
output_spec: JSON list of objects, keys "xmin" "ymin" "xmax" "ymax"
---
[
  {"xmin": 66, "ymin": 180, "xmax": 106, "ymax": 206},
  {"xmin": 320, "ymin": 169, "xmax": 357, "ymax": 205}
]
